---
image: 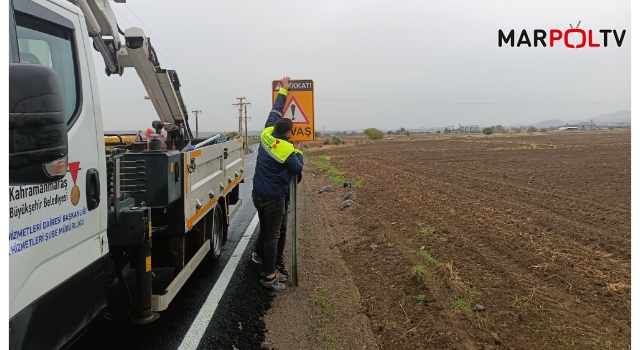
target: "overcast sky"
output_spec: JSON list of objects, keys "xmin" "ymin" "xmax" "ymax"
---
[{"xmin": 93, "ymin": 0, "xmax": 631, "ymax": 132}]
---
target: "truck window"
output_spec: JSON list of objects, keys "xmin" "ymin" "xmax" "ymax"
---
[{"xmin": 15, "ymin": 12, "xmax": 79, "ymax": 123}]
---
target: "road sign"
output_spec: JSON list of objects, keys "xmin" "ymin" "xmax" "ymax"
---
[{"xmin": 272, "ymin": 79, "xmax": 315, "ymax": 142}]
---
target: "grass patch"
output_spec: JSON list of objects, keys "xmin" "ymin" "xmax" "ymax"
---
[
  {"xmin": 314, "ymin": 296, "xmax": 334, "ymax": 316},
  {"xmin": 312, "ymin": 155, "xmax": 365, "ymax": 188},
  {"xmin": 416, "ymin": 221, "xmax": 436, "ymax": 235},
  {"xmin": 323, "ymin": 332, "xmax": 337, "ymax": 343},
  {"xmin": 558, "ymin": 337, "xmax": 576, "ymax": 348},
  {"xmin": 317, "ymin": 160, "xmax": 330, "ymax": 169},
  {"xmin": 451, "ymin": 298, "xmax": 469, "ymax": 310},
  {"xmin": 414, "ymin": 294, "xmax": 429, "ymax": 304},
  {"xmin": 345, "ymin": 287, "xmax": 360, "ymax": 302},
  {"xmin": 324, "ymin": 166, "xmax": 346, "ymax": 184},
  {"xmin": 583, "ymin": 334, "xmax": 613, "ymax": 349},
  {"xmin": 468, "ymin": 287, "xmax": 482, "ymax": 301},
  {"xmin": 418, "ymin": 250, "xmax": 440, "ymax": 265},
  {"xmin": 409, "ymin": 265, "xmax": 425, "ymax": 281},
  {"xmin": 420, "ymin": 226, "xmax": 435, "ymax": 235}
]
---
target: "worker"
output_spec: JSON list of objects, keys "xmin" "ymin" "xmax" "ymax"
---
[
  {"xmin": 252, "ymin": 76, "xmax": 303, "ymax": 291},
  {"xmin": 147, "ymin": 120, "xmax": 168, "ymax": 150}
]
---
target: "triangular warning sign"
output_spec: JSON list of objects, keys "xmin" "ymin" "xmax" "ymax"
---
[{"xmin": 282, "ymin": 96, "xmax": 309, "ymax": 124}]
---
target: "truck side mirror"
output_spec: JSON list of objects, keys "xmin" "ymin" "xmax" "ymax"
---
[{"xmin": 9, "ymin": 63, "xmax": 69, "ymax": 185}]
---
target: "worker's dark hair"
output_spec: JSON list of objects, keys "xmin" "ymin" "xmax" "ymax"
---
[{"xmin": 274, "ymin": 118, "xmax": 293, "ymax": 136}]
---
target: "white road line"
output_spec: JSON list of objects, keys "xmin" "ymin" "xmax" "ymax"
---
[{"xmin": 177, "ymin": 213, "xmax": 260, "ymax": 350}]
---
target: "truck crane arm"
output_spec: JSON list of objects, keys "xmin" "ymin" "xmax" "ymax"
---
[{"xmin": 70, "ymin": 0, "xmax": 193, "ymax": 143}]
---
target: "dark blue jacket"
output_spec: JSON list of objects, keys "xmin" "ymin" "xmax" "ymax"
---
[{"xmin": 253, "ymin": 90, "xmax": 303, "ymax": 199}]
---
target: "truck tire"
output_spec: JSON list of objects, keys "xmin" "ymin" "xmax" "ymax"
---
[{"xmin": 206, "ymin": 202, "xmax": 224, "ymax": 266}]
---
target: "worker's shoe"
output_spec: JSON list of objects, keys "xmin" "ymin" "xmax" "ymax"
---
[
  {"xmin": 260, "ymin": 271, "xmax": 286, "ymax": 283},
  {"xmin": 260, "ymin": 273, "xmax": 285, "ymax": 291},
  {"xmin": 275, "ymin": 263, "xmax": 289, "ymax": 282},
  {"xmin": 251, "ymin": 252, "xmax": 262, "ymax": 264}
]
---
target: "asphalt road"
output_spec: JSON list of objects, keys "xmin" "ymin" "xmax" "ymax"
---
[{"xmin": 74, "ymin": 144, "xmax": 275, "ymax": 350}]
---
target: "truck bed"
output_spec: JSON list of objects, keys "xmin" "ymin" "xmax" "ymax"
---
[{"xmin": 182, "ymin": 138, "xmax": 245, "ymax": 232}]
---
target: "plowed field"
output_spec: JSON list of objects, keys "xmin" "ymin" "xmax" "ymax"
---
[{"xmin": 303, "ymin": 132, "xmax": 630, "ymax": 350}]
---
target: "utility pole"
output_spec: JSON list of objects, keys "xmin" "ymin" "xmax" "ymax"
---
[
  {"xmin": 192, "ymin": 110, "xmax": 202, "ymax": 138},
  {"xmin": 232, "ymin": 97, "xmax": 250, "ymax": 141},
  {"xmin": 243, "ymin": 105, "xmax": 251, "ymax": 153}
]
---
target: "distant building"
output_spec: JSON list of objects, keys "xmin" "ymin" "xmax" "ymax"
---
[
  {"xmin": 459, "ymin": 125, "xmax": 482, "ymax": 133},
  {"xmin": 558, "ymin": 125, "xmax": 578, "ymax": 131},
  {"xmin": 444, "ymin": 126, "xmax": 456, "ymax": 134},
  {"xmin": 577, "ymin": 121, "xmax": 597, "ymax": 130}
]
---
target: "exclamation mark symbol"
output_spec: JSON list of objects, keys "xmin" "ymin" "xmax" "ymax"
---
[{"xmin": 291, "ymin": 104, "xmax": 296, "ymax": 121}]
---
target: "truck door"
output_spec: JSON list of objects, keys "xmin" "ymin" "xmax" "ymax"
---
[{"xmin": 9, "ymin": 0, "xmax": 109, "ymax": 349}]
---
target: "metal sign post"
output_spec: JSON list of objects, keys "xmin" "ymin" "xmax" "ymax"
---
[{"xmin": 289, "ymin": 174, "xmax": 299, "ymax": 286}]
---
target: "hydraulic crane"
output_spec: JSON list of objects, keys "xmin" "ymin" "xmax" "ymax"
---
[{"xmin": 70, "ymin": 0, "xmax": 194, "ymax": 149}]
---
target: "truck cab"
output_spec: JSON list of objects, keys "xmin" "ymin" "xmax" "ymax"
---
[
  {"xmin": 9, "ymin": 0, "xmax": 110, "ymax": 348},
  {"xmin": 9, "ymin": 1, "xmax": 246, "ymax": 349}
]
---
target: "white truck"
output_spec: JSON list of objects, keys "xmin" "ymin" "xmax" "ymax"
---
[{"xmin": 8, "ymin": 0, "xmax": 245, "ymax": 348}]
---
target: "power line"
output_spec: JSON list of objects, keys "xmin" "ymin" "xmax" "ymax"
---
[
  {"xmin": 108, "ymin": 8, "xmax": 231, "ymax": 116},
  {"xmin": 119, "ymin": 4, "xmax": 237, "ymax": 115},
  {"xmin": 316, "ymin": 98, "xmax": 630, "ymax": 106}
]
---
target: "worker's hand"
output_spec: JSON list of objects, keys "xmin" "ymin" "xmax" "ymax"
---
[{"xmin": 280, "ymin": 76, "xmax": 292, "ymax": 90}]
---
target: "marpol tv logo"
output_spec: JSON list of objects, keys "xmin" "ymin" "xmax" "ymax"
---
[{"xmin": 498, "ymin": 21, "xmax": 627, "ymax": 48}]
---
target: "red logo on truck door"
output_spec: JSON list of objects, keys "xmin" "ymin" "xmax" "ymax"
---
[{"xmin": 68, "ymin": 162, "xmax": 81, "ymax": 206}]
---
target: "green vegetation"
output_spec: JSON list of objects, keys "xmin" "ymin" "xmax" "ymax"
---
[
  {"xmin": 414, "ymin": 294, "xmax": 429, "ymax": 304},
  {"xmin": 324, "ymin": 166, "xmax": 346, "ymax": 184},
  {"xmin": 224, "ymin": 131, "xmax": 239, "ymax": 139},
  {"xmin": 416, "ymin": 221, "xmax": 436, "ymax": 235},
  {"xmin": 482, "ymin": 127, "xmax": 493, "ymax": 135},
  {"xmin": 314, "ymin": 296, "xmax": 334, "ymax": 316},
  {"xmin": 313, "ymin": 156, "xmax": 364, "ymax": 187},
  {"xmin": 527, "ymin": 126, "xmax": 538, "ymax": 133},
  {"xmin": 364, "ymin": 128, "xmax": 385, "ymax": 140},
  {"xmin": 468, "ymin": 287, "xmax": 482, "ymax": 300},
  {"xmin": 324, "ymin": 138, "xmax": 331, "ymax": 145},
  {"xmin": 451, "ymin": 298, "xmax": 469, "ymax": 310},
  {"xmin": 419, "ymin": 249, "xmax": 440, "ymax": 265},
  {"xmin": 316, "ymin": 160, "xmax": 329, "ymax": 170},
  {"xmin": 409, "ymin": 265, "xmax": 425, "ymax": 281}
]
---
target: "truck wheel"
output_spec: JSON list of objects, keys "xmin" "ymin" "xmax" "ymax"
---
[{"xmin": 206, "ymin": 203, "xmax": 224, "ymax": 265}]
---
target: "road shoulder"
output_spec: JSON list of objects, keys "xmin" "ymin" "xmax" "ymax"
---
[{"xmin": 262, "ymin": 164, "xmax": 378, "ymax": 350}]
